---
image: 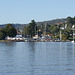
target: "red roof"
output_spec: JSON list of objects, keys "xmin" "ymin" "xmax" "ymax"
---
[{"xmin": 49, "ymin": 34, "xmax": 53, "ymax": 36}]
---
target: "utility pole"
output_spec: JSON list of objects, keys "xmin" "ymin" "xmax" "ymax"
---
[
  {"xmin": 72, "ymin": 25, "xmax": 75, "ymax": 42},
  {"xmin": 60, "ymin": 27, "xmax": 64, "ymax": 41},
  {"xmin": 35, "ymin": 25, "xmax": 36, "ymax": 36},
  {"xmin": 44, "ymin": 24, "xmax": 47, "ymax": 36},
  {"xmin": 60, "ymin": 29, "xmax": 61, "ymax": 41},
  {"xmin": 73, "ymin": 30, "xmax": 74, "ymax": 41}
]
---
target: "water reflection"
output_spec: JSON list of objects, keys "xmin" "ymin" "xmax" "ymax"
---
[
  {"xmin": 0, "ymin": 42, "xmax": 75, "ymax": 75},
  {"xmin": 59, "ymin": 42, "xmax": 75, "ymax": 75},
  {"xmin": 72, "ymin": 43, "xmax": 75, "ymax": 64},
  {"xmin": 66, "ymin": 43, "xmax": 74, "ymax": 65},
  {"xmin": 27, "ymin": 42, "xmax": 48, "ymax": 75},
  {"xmin": 27, "ymin": 42, "xmax": 36, "ymax": 75}
]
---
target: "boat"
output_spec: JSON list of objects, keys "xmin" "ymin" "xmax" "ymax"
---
[{"xmin": 72, "ymin": 40, "xmax": 74, "ymax": 43}]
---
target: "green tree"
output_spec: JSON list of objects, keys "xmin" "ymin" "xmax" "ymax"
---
[
  {"xmin": 61, "ymin": 27, "xmax": 72, "ymax": 40},
  {"xmin": 23, "ymin": 26, "xmax": 30, "ymax": 37},
  {"xmin": 5, "ymin": 24, "xmax": 17, "ymax": 37},
  {"xmin": 0, "ymin": 28, "xmax": 6, "ymax": 40},
  {"xmin": 49, "ymin": 25, "xmax": 59, "ymax": 35},
  {"xmin": 66, "ymin": 27, "xmax": 72, "ymax": 39},
  {"xmin": 62, "ymin": 33, "xmax": 68, "ymax": 41},
  {"xmin": 46, "ymin": 23, "xmax": 51, "ymax": 34},
  {"xmin": 29, "ymin": 20, "xmax": 37, "ymax": 37},
  {"xmin": 67, "ymin": 17, "xmax": 74, "ymax": 27}
]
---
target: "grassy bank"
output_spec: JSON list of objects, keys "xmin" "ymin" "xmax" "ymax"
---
[{"xmin": 0, "ymin": 40, "xmax": 10, "ymax": 42}]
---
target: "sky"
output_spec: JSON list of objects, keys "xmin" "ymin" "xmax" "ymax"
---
[{"xmin": 0, "ymin": 0, "xmax": 75, "ymax": 24}]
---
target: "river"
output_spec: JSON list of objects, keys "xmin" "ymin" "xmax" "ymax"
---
[{"xmin": 0, "ymin": 42, "xmax": 75, "ymax": 75}]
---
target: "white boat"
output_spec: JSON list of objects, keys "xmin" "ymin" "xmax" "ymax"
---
[
  {"xmin": 24, "ymin": 38, "xmax": 29, "ymax": 42},
  {"xmin": 33, "ymin": 35, "xmax": 39, "ymax": 39},
  {"xmin": 72, "ymin": 40, "xmax": 74, "ymax": 43}
]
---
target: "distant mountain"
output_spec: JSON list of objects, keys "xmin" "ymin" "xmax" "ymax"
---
[{"xmin": 0, "ymin": 18, "xmax": 67, "ymax": 30}]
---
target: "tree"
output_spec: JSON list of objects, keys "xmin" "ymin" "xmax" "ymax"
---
[
  {"xmin": 0, "ymin": 28, "xmax": 6, "ymax": 40},
  {"xmin": 61, "ymin": 27, "xmax": 72, "ymax": 40},
  {"xmin": 67, "ymin": 16, "xmax": 75, "ymax": 27},
  {"xmin": 62, "ymin": 33, "xmax": 68, "ymax": 41},
  {"xmin": 23, "ymin": 26, "xmax": 30, "ymax": 37},
  {"xmin": 29, "ymin": 20, "xmax": 37, "ymax": 37},
  {"xmin": 46, "ymin": 23, "xmax": 51, "ymax": 34},
  {"xmin": 66, "ymin": 27, "xmax": 72, "ymax": 39},
  {"xmin": 49, "ymin": 25, "xmax": 59, "ymax": 35},
  {"xmin": 5, "ymin": 24, "xmax": 17, "ymax": 37}
]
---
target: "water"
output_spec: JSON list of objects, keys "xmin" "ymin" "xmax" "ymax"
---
[{"xmin": 0, "ymin": 42, "xmax": 75, "ymax": 75}]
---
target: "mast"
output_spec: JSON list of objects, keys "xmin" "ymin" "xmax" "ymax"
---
[
  {"xmin": 60, "ymin": 27, "xmax": 64, "ymax": 41},
  {"xmin": 60, "ymin": 29, "xmax": 61, "ymax": 41},
  {"xmin": 44, "ymin": 24, "xmax": 47, "ymax": 36},
  {"xmin": 73, "ymin": 30, "xmax": 74, "ymax": 41},
  {"xmin": 72, "ymin": 25, "xmax": 75, "ymax": 42}
]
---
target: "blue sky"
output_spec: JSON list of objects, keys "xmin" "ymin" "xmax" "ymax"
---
[{"xmin": 0, "ymin": 0, "xmax": 75, "ymax": 24}]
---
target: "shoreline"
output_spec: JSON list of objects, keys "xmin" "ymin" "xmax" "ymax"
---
[
  {"xmin": 0, "ymin": 40, "xmax": 71, "ymax": 42},
  {"xmin": 0, "ymin": 40, "xmax": 25, "ymax": 42}
]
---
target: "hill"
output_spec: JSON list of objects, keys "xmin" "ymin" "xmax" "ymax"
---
[{"xmin": 0, "ymin": 18, "xmax": 66, "ymax": 30}]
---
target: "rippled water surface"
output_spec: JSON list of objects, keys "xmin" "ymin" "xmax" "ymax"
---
[{"xmin": 0, "ymin": 42, "xmax": 75, "ymax": 75}]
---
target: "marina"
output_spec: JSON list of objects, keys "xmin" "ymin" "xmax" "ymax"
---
[{"xmin": 0, "ymin": 0, "xmax": 75, "ymax": 75}]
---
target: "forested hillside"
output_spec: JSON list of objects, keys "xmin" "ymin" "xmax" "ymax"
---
[{"xmin": 0, "ymin": 18, "xmax": 66, "ymax": 30}]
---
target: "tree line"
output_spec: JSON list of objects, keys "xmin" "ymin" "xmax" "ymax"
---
[{"xmin": 0, "ymin": 16, "xmax": 75, "ymax": 41}]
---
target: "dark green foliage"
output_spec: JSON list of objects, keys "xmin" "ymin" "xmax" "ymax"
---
[
  {"xmin": 23, "ymin": 26, "xmax": 30, "ymax": 37},
  {"xmin": 29, "ymin": 20, "xmax": 37, "ymax": 37},
  {"xmin": 67, "ymin": 16, "xmax": 75, "ymax": 27},
  {"xmin": 0, "ymin": 24, "xmax": 17, "ymax": 40},
  {"xmin": 62, "ymin": 33, "xmax": 68, "ymax": 41},
  {"xmin": 5, "ymin": 24, "xmax": 17, "ymax": 37},
  {"xmin": 0, "ymin": 28, "xmax": 6, "ymax": 40},
  {"xmin": 23, "ymin": 20, "xmax": 37, "ymax": 37}
]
